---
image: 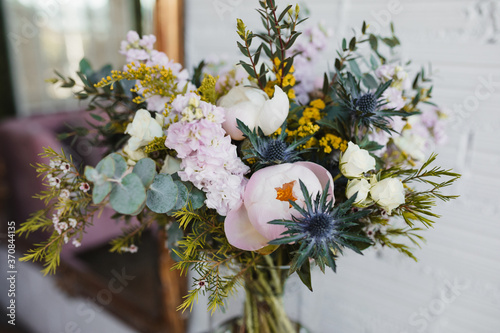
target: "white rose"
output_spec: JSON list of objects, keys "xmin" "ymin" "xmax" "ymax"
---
[
  {"xmin": 217, "ymin": 85, "xmax": 289, "ymax": 140},
  {"xmin": 340, "ymin": 142, "xmax": 376, "ymax": 178},
  {"xmin": 346, "ymin": 178, "xmax": 372, "ymax": 207},
  {"xmin": 123, "ymin": 143, "xmax": 147, "ymax": 166},
  {"xmin": 160, "ymin": 155, "xmax": 182, "ymax": 174},
  {"xmin": 125, "ymin": 109, "xmax": 164, "ymax": 151},
  {"xmin": 370, "ymin": 177, "xmax": 405, "ymax": 214}
]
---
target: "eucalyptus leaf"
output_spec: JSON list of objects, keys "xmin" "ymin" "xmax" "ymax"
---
[
  {"xmin": 173, "ymin": 181, "xmax": 189, "ymax": 210},
  {"xmin": 110, "ymin": 153, "xmax": 127, "ymax": 179},
  {"xmin": 92, "ymin": 182, "xmax": 112, "ymax": 204},
  {"xmin": 95, "ymin": 155, "xmax": 116, "ymax": 178},
  {"xmin": 109, "ymin": 173, "xmax": 146, "ymax": 215},
  {"xmin": 146, "ymin": 174, "xmax": 178, "ymax": 213},
  {"xmin": 188, "ymin": 186, "xmax": 206, "ymax": 210},
  {"xmin": 133, "ymin": 158, "xmax": 156, "ymax": 188}
]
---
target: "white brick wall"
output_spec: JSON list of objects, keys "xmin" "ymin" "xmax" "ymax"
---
[{"xmin": 185, "ymin": 1, "xmax": 500, "ymax": 332}]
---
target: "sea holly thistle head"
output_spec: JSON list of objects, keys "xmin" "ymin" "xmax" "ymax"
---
[
  {"xmin": 336, "ymin": 72, "xmax": 417, "ymax": 134},
  {"xmin": 237, "ymin": 119, "xmax": 310, "ymax": 171},
  {"xmin": 269, "ymin": 180, "xmax": 372, "ymax": 273}
]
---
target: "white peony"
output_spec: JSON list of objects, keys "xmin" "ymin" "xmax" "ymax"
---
[
  {"xmin": 340, "ymin": 142, "xmax": 376, "ymax": 179},
  {"xmin": 346, "ymin": 178, "xmax": 372, "ymax": 207},
  {"xmin": 125, "ymin": 109, "xmax": 164, "ymax": 151},
  {"xmin": 217, "ymin": 85, "xmax": 289, "ymax": 140},
  {"xmin": 370, "ymin": 177, "xmax": 405, "ymax": 214}
]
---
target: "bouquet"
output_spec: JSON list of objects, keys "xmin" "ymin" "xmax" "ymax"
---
[{"xmin": 20, "ymin": 1, "xmax": 460, "ymax": 332}]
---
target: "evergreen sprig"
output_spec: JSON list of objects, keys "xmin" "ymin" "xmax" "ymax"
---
[
  {"xmin": 236, "ymin": 0, "xmax": 304, "ymax": 89},
  {"xmin": 384, "ymin": 153, "xmax": 461, "ymax": 227}
]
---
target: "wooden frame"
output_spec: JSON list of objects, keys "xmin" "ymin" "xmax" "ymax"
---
[
  {"xmin": 155, "ymin": 0, "xmax": 185, "ymax": 65},
  {"xmin": 154, "ymin": 1, "xmax": 187, "ymax": 332}
]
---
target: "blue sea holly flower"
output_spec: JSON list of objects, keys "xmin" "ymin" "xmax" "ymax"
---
[{"xmin": 269, "ymin": 180, "xmax": 372, "ymax": 273}]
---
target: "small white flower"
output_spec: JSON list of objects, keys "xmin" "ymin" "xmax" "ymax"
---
[
  {"xmin": 60, "ymin": 162, "xmax": 71, "ymax": 174},
  {"xmin": 340, "ymin": 142, "xmax": 376, "ymax": 179},
  {"xmin": 49, "ymin": 176, "xmax": 61, "ymax": 188},
  {"xmin": 79, "ymin": 182, "xmax": 90, "ymax": 193},
  {"xmin": 50, "ymin": 159, "xmax": 61, "ymax": 168},
  {"xmin": 120, "ymin": 245, "xmax": 138, "ymax": 253},
  {"xmin": 364, "ymin": 224, "xmax": 378, "ymax": 241},
  {"xmin": 370, "ymin": 177, "xmax": 405, "ymax": 214},
  {"xmin": 60, "ymin": 189, "xmax": 70, "ymax": 199},
  {"xmin": 64, "ymin": 235, "xmax": 69, "ymax": 244},
  {"xmin": 196, "ymin": 280, "xmax": 207, "ymax": 291},
  {"xmin": 52, "ymin": 214, "xmax": 60, "ymax": 225},
  {"xmin": 68, "ymin": 218, "xmax": 78, "ymax": 228},
  {"xmin": 72, "ymin": 239, "xmax": 81, "ymax": 248},
  {"xmin": 58, "ymin": 222, "xmax": 68, "ymax": 231}
]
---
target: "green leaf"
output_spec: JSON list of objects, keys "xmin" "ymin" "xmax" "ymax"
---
[
  {"xmin": 146, "ymin": 174, "xmax": 178, "ymax": 213},
  {"xmin": 369, "ymin": 34, "xmax": 378, "ymax": 51},
  {"xmin": 349, "ymin": 37, "xmax": 356, "ymax": 51},
  {"xmin": 370, "ymin": 54, "xmax": 379, "ymax": 70},
  {"xmin": 188, "ymin": 186, "xmax": 206, "ymax": 210},
  {"xmin": 109, "ymin": 173, "xmax": 146, "ymax": 215},
  {"xmin": 84, "ymin": 166, "xmax": 99, "ymax": 182},
  {"xmin": 109, "ymin": 153, "xmax": 127, "ymax": 179},
  {"xmin": 167, "ymin": 221, "xmax": 184, "ymax": 261},
  {"xmin": 172, "ymin": 181, "xmax": 189, "ymax": 211},
  {"xmin": 296, "ymin": 259, "xmax": 313, "ymax": 292},
  {"xmin": 349, "ymin": 60, "xmax": 362, "ymax": 79},
  {"xmin": 133, "ymin": 158, "xmax": 156, "ymax": 188},
  {"xmin": 79, "ymin": 58, "xmax": 92, "ymax": 77},
  {"xmin": 362, "ymin": 74, "xmax": 378, "ymax": 90},
  {"xmin": 96, "ymin": 155, "xmax": 116, "ymax": 178},
  {"xmin": 89, "ymin": 113, "xmax": 104, "ymax": 122},
  {"xmin": 92, "ymin": 182, "xmax": 112, "ymax": 204}
]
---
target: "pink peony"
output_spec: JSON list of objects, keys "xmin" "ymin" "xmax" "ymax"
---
[{"xmin": 224, "ymin": 162, "xmax": 334, "ymax": 251}]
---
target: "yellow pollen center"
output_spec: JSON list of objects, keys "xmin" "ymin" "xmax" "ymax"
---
[{"xmin": 275, "ymin": 181, "xmax": 297, "ymax": 206}]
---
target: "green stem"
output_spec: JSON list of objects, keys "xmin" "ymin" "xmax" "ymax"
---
[{"xmin": 332, "ymin": 173, "xmax": 343, "ymax": 182}]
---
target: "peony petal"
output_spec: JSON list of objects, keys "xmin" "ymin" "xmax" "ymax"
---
[
  {"xmin": 244, "ymin": 163, "xmax": 323, "ymax": 240},
  {"xmin": 257, "ymin": 86, "xmax": 289, "ymax": 135},
  {"xmin": 224, "ymin": 202, "xmax": 271, "ymax": 251},
  {"xmin": 221, "ymin": 102, "xmax": 258, "ymax": 140},
  {"xmin": 295, "ymin": 161, "xmax": 335, "ymax": 204}
]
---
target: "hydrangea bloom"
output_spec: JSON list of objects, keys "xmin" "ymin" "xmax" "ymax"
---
[{"xmin": 165, "ymin": 93, "xmax": 249, "ymax": 215}]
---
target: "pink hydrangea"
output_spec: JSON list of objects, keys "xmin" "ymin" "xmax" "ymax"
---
[{"xmin": 165, "ymin": 94, "xmax": 249, "ymax": 215}]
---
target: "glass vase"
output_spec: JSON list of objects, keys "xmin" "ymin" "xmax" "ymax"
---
[{"xmin": 214, "ymin": 256, "xmax": 308, "ymax": 333}]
